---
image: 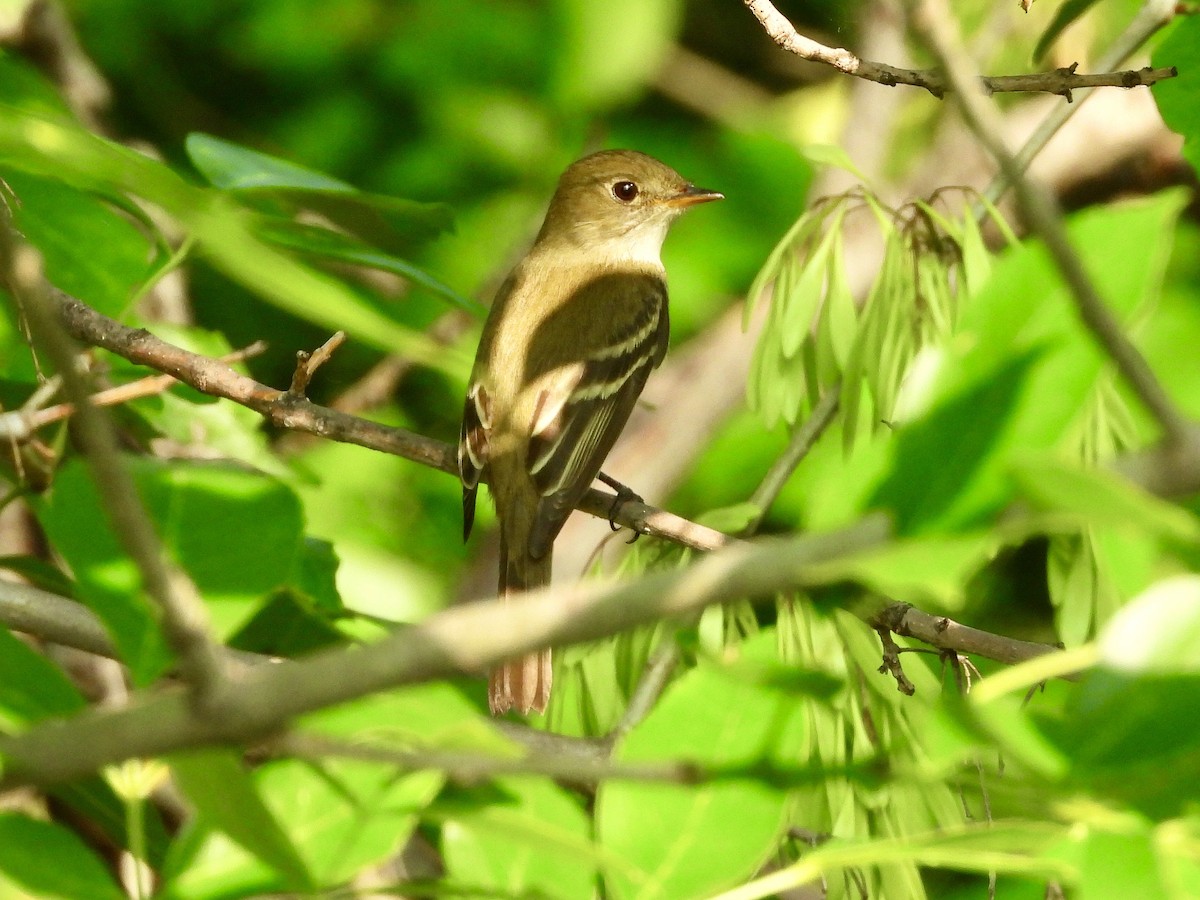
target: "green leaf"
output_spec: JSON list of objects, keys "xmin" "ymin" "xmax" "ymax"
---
[
  {"xmin": 0, "ymin": 111, "xmax": 464, "ymax": 369},
  {"xmin": 4, "ymin": 170, "xmax": 155, "ymax": 316},
  {"xmin": 1054, "ymin": 576, "xmax": 1200, "ymax": 817},
  {"xmin": 167, "ymin": 757, "xmax": 443, "ymax": 896},
  {"xmin": 870, "ymin": 347, "xmax": 1043, "ymax": 533},
  {"xmin": 552, "ymin": 0, "xmax": 682, "ymax": 109},
  {"xmin": 596, "ymin": 631, "xmax": 807, "ymax": 899},
  {"xmin": 134, "ymin": 459, "xmax": 307, "ymax": 639},
  {"xmin": 1080, "ymin": 822, "xmax": 1166, "ymax": 899},
  {"xmin": 0, "ymin": 55, "xmax": 74, "ymax": 118},
  {"xmin": 870, "ymin": 194, "xmax": 1187, "ymax": 532},
  {"xmin": 813, "ymin": 533, "xmax": 993, "ymax": 609},
  {"xmin": 228, "ymin": 591, "xmax": 344, "ymax": 658},
  {"xmin": 186, "ymin": 132, "xmax": 357, "ymax": 192},
  {"xmin": 1033, "ymin": 0, "xmax": 1103, "ymax": 62},
  {"xmin": 0, "ymin": 813, "xmax": 125, "ymax": 900},
  {"xmin": 800, "ymin": 144, "xmax": 870, "ymax": 183},
  {"xmin": 259, "ymin": 219, "xmax": 482, "ymax": 312},
  {"xmin": 188, "ymin": 134, "xmax": 454, "ymax": 255},
  {"xmin": 442, "ymin": 778, "xmax": 597, "ymax": 898},
  {"xmin": 35, "ymin": 460, "xmax": 173, "ymax": 685},
  {"xmin": 171, "ymin": 750, "xmax": 312, "ymax": 889},
  {"xmin": 695, "ymin": 501, "xmax": 762, "ymax": 534},
  {"xmin": 1013, "ymin": 457, "xmax": 1200, "ymax": 543},
  {"xmin": 0, "ymin": 621, "xmax": 85, "ymax": 728},
  {"xmin": 303, "ymin": 683, "xmax": 517, "ymax": 757},
  {"xmin": 778, "ymin": 208, "xmax": 845, "ymax": 360},
  {"xmin": 1098, "ymin": 575, "xmax": 1200, "ymax": 674},
  {"xmin": 266, "ymin": 758, "xmax": 444, "ymax": 886},
  {"xmin": 35, "ymin": 458, "xmax": 307, "ymax": 681},
  {"xmin": 1152, "ymin": 16, "xmax": 1200, "ymax": 172}
]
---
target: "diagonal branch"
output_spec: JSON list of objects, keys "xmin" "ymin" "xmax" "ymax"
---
[
  {"xmin": 0, "ymin": 233, "xmax": 228, "ymax": 703},
  {"xmin": 0, "ymin": 516, "xmax": 893, "ymax": 786},
  {"xmin": 901, "ymin": 0, "xmax": 1193, "ymax": 449}
]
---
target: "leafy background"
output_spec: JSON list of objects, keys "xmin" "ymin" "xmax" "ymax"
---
[{"xmin": 1, "ymin": 0, "xmax": 1200, "ymax": 897}]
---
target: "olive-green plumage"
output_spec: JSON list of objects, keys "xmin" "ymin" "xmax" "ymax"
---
[{"xmin": 459, "ymin": 149, "xmax": 722, "ymax": 715}]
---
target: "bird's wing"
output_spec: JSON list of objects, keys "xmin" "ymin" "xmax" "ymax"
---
[
  {"xmin": 524, "ymin": 272, "xmax": 669, "ymax": 558},
  {"xmin": 459, "ymin": 381, "xmax": 491, "ymax": 541}
]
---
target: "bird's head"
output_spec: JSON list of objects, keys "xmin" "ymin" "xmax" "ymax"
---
[{"xmin": 536, "ymin": 149, "xmax": 723, "ymax": 265}]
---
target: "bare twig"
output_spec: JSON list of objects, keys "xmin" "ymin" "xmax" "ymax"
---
[
  {"xmin": 873, "ymin": 625, "xmax": 916, "ymax": 695},
  {"xmin": 903, "ymin": 0, "xmax": 1191, "ymax": 448},
  {"xmin": 742, "ymin": 0, "xmax": 1176, "ymax": 97},
  {"xmin": 0, "ymin": 577, "xmax": 116, "ymax": 657},
  {"xmin": 870, "ymin": 601, "xmax": 1062, "ymax": 668},
  {"xmin": 275, "ymin": 732, "xmax": 710, "ymax": 787},
  {"xmin": 0, "ymin": 235, "xmax": 228, "ymax": 704},
  {"xmin": 984, "ymin": 0, "xmax": 1180, "ymax": 206},
  {"xmin": 0, "ymin": 341, "xmax": 268, "ymax": 439},
  {"xmin": 287, "ymin": 331, "xmax": 345, "ymax": 397},
  {"xmin": 742, "ymin": 384, "xmax": 842, "ymax": 538}
]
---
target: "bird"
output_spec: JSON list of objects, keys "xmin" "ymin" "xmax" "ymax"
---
[{"xmin": 458, "ymin": 149, "xmax": 723, "ymax": 715}]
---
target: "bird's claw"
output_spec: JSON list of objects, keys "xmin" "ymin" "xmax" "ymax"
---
[{"xmin": 600, "ymin": 475, "xmax": 643, "ymax": 543}]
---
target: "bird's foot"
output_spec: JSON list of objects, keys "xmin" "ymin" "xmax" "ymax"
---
[{"xmin": 598, "ymin": 472, "xmax": 643, "ymax": 544}]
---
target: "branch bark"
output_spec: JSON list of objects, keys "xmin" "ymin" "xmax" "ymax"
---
[
  {"xmin": 901, "ymin": 0, "xmax": 1192, "ymax": 449},
  {"xmin": 742, "ymin": 0, "xmax": 1176, "ymax": 98},
  {"xmin": 0, "ymin": 517, "xmax": 891, "ymax": 785}
]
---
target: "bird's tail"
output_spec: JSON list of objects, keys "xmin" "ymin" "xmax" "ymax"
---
[{"xmin": 489, "ymin": 542, "xmax": 552, "ymax": 715}]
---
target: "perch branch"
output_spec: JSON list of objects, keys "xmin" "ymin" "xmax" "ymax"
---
[{"xmin": 48, "ymin": 288, "xmax": 730, "ymax": 552}]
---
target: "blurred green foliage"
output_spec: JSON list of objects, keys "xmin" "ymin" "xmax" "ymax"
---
[{"xmin": 1, "ymin": 0, "xmax": 1200, "ymax": 897}]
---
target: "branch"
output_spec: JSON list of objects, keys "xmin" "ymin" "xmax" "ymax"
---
[
  {"xmin": 742, "ymin": 383, "xmax": 841, "ymax": 538},
  {"xmin": 742, "ymin": 0, "xmax": 1176, "ymax": 98},
  {"xmin": 272, "ymin": 732, "xmax": 849, "ymax": 788},
  {"xmin": 49, "ymin": 288, "xmax": 730, "ymax": 553},
  {"xmin": 0, "ymin": 342, "xmax": 267, "ymax": 440},
  {"xmin": 870, "ymin": 601, "xmax": 1062, "ymax": 668},
  {"xmin": 903, "ymin": 0, "xmax": 1192, "ymax": 449},
  {"xmin": 984, "ymin": 0, "xmax": 1180, "ymax": 206},
  {"xmin": 0, "ymin": 517, "xmax": 892, "ymax": 785}
]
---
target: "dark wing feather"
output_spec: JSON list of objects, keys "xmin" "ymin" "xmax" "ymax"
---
[
  {"xmin": 525, "ymin": 273, "xmax": 669, "ymax": 558},
  {"xmin": 459, "ymin": 382, "xmax": 492, "ymax": 541}
]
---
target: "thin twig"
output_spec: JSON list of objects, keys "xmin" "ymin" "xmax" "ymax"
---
[
  {"xmin": 17, "ymin": 342, "xmax": 267, "ymax": 434},
  {"xmin": 903, "ymin": 0, "xmax": 1191, "ymax": 449},
  {"xmin": 275, "ymin": 732, "xmax": 713, "ymax": 787},
  {"xmin": 873, "ymin": 626, "xmax": 916, "ymax": 695},
  {"xmin": 742, "ymin": 383, "xmax": 842, "ymax": 538},
  {"xmin": 870, "ymin": 601, "xmax": 1063, "ymax": 669},
  {"xmin": 287, "ymin": 331, "xmax": 345, "ymax": 397},
  {"xmin": 742, "ymin": 0, "xmax": 1176, "ymax": 98}
]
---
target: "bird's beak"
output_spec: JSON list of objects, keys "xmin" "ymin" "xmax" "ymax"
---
[{"xmin": 666, "ymin": 184, "xmax": 724, "ymax": 208}]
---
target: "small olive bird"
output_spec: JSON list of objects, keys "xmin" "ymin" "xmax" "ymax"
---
[{"xmin": 459, "ymin": 149, "xmax": 723, "ymax": 715}]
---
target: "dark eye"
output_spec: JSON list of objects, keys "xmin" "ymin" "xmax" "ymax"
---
[{"xmin": 612, "ymin": 180, "xmax": 639, "ymax": 202}]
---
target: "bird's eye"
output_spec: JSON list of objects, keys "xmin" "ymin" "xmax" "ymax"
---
[{"xmin": 612, "ymin": 180, "xmax": 639, "ymax": 202}]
